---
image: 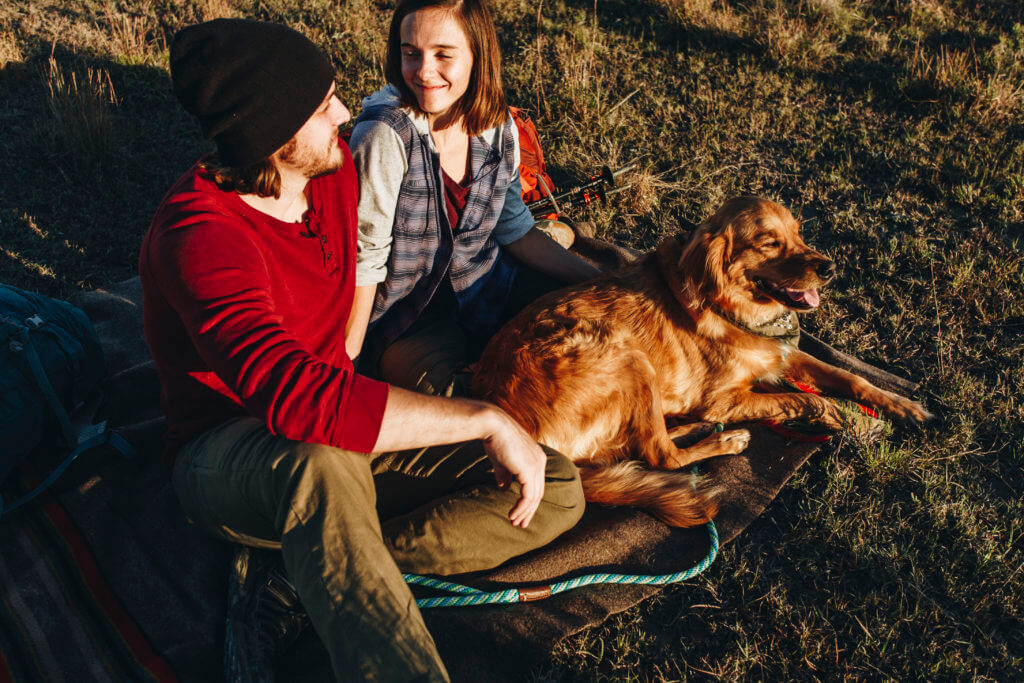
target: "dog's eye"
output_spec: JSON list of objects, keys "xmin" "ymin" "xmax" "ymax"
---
[{"xmin": 763, "ymin": 239, "xmax": 781, "ymax": 249}]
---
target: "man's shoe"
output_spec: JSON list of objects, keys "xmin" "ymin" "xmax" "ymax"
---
[{"xmin": 224, "ymin": 545, "xmax": 310, "ymax": 683}]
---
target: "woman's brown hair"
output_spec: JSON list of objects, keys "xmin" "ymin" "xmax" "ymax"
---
[{"xmin": 385, "ymin": 0, "xmax": 507, "ymax": 136}]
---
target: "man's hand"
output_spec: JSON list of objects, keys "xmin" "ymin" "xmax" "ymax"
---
[
  {"xmin": 480, "ymin": 410, "xmax": 548, "ymax": 528},
  {"xmin": 372, "ymin": 386, "xmax": 548, "ymax": 528}
]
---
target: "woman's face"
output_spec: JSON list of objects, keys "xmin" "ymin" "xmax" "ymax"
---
[{"xmin": 400, "ymin": 8, "xmax": 474, "ymax": 120}]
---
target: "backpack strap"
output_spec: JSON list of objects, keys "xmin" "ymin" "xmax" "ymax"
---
[
  {"xmin": 0, "ymin": 315, "xmax": 135, "ymax": 521},
  {"xmin": 0, "ymin": 429, "xmax": 134, "ymax": 519},
  {"xmin": 15, "ymin": 321, "xmax": 77, "ymax": 448},
  {"xmin": 508, "ymin": 106, "xmax": 556, "ymax": 207}
]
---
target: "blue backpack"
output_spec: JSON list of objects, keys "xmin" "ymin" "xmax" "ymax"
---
[{"xmin": 0, "ymin": 284, "xmax": 132, "ymax": 519}]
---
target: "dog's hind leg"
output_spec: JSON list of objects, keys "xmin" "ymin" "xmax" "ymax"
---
[
  {"xmin": 631, "ymin": 382, "xmax": 750, "ymax": 471},
  {"xmin": 665, "ymin": 421, "xmax": 718, "ymax": 440}
]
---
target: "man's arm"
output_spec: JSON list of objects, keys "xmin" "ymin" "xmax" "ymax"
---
[
  {"xmin": 503, "ymin": 226, "xmax": 601, "ymax": 284},
  {"xmin": 345, "ymin": 284, "xmax": 376, "ymax": 360},
  {"xmin": 150, "ymin": 218, "xmax": 388, "ymax": 453},
  {"xmin": 373, "ymin": 385, "xmax": 548, "ymax": 529}
]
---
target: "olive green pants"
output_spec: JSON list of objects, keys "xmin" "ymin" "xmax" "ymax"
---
[
  {"xmin": 377, "ymin": 261, "xmax": 568, "ymax": 397},
  {"xmin": 172, "ymin": 417, "xmax": 584, "ymax": 682}
]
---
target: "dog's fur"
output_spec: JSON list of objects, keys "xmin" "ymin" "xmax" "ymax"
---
[{"xmin": 473, "ymin": 197, "xmax": 930, "ymax": 527}]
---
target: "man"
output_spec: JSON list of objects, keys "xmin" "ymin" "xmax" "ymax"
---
[{"xmin": 140, "ymin": 19, "xmax": 584, "ymax": 682}]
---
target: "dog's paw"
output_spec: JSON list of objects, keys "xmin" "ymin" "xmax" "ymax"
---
[
  {"xmin": 669, "ymin": 428, "xmax": 751, "ymax": 468},
  {"xmin": 809, "ymin": 396, "xmax": 847, "ymax": 431},
  {"xmin": 698, "ymin": 428, "xmax": 751, "ymax": 455},
  {"xmin": 720, "ymin": 428, "xmax": 752, "ymax": 453},
  {"xmin": 877, "ymin": 391, "xmax": 933, "ymax": 426}
]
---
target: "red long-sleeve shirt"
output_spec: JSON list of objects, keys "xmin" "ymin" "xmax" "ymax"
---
[{"xmin": 139, "ymin": 143, "xmax": 388, "ymax": 458}]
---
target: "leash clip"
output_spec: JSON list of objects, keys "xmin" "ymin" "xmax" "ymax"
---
[{"xmin": 517, "ymin": 585, "xmax": 552, "ymax": 602}]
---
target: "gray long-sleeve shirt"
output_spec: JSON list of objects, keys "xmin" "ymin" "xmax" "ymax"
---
[{"xmin": 349, "ymin": 85, "xmax": 534, "ymax": 287}]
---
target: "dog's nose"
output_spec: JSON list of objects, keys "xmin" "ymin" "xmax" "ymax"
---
[{"xmin": 816, "ymin": 259, "xmax": 836, "ymax": 279}]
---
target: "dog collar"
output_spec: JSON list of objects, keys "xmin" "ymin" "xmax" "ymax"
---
[{"xmin": 711, "ymin": 305, "xmax": 800, "ymax": 346}]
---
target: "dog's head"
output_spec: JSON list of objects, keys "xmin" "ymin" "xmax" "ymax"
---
[{"xmin": 675, "ymin": 196, "xmax": 835, "ymax": 324}]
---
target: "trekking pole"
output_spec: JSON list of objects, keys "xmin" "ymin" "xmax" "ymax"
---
[{"xmin": 527, "ymin": 163, "xmax": 638, "ymax": 216}]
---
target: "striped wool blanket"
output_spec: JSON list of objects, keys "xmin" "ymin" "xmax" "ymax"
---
[{"xmin": 0, "ymin": 460, "xmax": 224, "ymax": 682}]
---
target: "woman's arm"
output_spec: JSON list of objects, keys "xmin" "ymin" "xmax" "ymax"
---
[
  {"xmin": 492, "ymin": 168, "xmax": 601, "ymax": 284},
  {"xmin": 349, "ymin": 120, "xmax": 407, "ymax": 289},
  {"xmin": 503, "ymin": 226, "xmax": 601, "ymax": 284},
  {"xmin": 345, "ymin": 283, "xmax": 376, "ymax": 360}
]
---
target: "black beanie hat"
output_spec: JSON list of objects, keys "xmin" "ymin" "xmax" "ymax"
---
[{"xmin": 170, "ymin": 19, "xmax": 335, "ymax": 167}]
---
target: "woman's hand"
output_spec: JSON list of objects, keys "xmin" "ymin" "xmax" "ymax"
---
[{"xmin": 503, "ymin": 227, "xmax": 602, "ymax": 284}]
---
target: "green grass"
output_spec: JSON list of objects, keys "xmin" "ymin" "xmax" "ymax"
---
[{"xmin": 2, "ymin": 0, "xmax": 1022, "ymax": 679}]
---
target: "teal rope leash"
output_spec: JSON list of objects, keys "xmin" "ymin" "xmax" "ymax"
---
[{"xmin": 404, "ymin": 519, "xmax": 719, "ymax": 608}]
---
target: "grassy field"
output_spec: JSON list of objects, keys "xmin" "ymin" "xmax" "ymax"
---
[{"xmin": 2, "ymin": 0, "xmax": 1022, "ymax": 679}]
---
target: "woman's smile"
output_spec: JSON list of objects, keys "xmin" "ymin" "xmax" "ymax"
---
[{"xmin": 400, "ymin": 7, "xmax": 474, "ymax": 121}]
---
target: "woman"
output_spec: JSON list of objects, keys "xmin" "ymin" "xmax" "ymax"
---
[{"xmin": 348, "ymin": 0, "xmax": 600, "ymax": 394}]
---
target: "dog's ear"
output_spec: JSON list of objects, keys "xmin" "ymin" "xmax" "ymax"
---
[{"xmin": 680, "ymin": 223, "xmax": 732, "ymax": 307}]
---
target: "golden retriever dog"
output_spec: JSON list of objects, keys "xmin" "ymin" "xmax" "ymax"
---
[{"xmin": 473, "ymin": 196, "xmax": 930, "ymax": 527}]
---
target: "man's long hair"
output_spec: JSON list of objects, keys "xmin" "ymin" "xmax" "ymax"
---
[{"xmin": 198, "ymin": 154, "xmax": 282, "ymax": 198}]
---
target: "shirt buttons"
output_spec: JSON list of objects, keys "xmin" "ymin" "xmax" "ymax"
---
[{"xmin": 320, "ymin": 235, "xmax": 328, "ymax": 243}]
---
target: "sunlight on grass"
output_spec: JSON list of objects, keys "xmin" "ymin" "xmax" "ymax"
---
[
  {"xmin": 41, "ymin": 54, "xmax": 120, "ymax": 168},
  {"xmin": 1, "ymin": 247, "xmax": 57, "ymax": 281},
  {"xmin": 859, "ymin": 439, "xmax": 911, "ymax": 477},
  {"xmin": 2, "ymin": 0, "xmax": 1022, "ymax": 678}
]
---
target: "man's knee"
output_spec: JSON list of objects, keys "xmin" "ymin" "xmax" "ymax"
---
[
  {"xmin": 279, "ymin": 441, "xmax": 377, "ymax": 522},
  {"xmin": 539, "ymin": 447, "xmax": 586, "ymax": 529}
]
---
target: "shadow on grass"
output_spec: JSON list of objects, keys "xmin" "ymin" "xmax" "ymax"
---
[
  {"xmin": 0, "ymin": 42, "xmax": 207, "ymax": 297},
  {"xmin": 542, "ymin": 453, "xmax": 1023, "ymax": 680},
  {"xmin": 559, "ymin": 0, "xmax": 764, "ymax": 60}
]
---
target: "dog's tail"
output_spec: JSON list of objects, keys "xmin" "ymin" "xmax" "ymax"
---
[{"xmin": 576, "ymin": 461, "xmax": 721, "ymax": 528}]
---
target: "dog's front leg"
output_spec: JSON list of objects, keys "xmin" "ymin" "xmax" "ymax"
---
[
  {"xmin": 784, "ymin": 351, "xmax": 931, "ymax": 425},
  {"xmin": 703, "ymin": 389, "xmax": 847, "ymax": 430}
]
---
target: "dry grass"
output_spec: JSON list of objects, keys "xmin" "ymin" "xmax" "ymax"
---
[
  {"xmin": 106, "ymin": 11, "xmax": 154, "ymax": 65},
  {"xmin": 2, "ymin": 0, "xmax": 1023, "ymax": 679},
  {"xmin": 0, "ymin": 24, "xmax": 22, "ymax": 69},
  {"xmin": 40, "ymin": 53, "xmax": 120, "ymax": 170}
]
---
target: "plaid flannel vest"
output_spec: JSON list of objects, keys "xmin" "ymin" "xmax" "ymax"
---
[{"xmin": 360, "ymin": 105, "xmax": 519, "ymax": 357}]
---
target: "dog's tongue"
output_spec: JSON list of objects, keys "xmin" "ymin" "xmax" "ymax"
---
[{"xmin": 786, "ymin": 288, "xmax": 820, "ymax": 307}]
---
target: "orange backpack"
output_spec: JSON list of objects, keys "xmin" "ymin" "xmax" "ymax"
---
[{"xmin": 509, "ymin": 107, "xmax": 557, "ymax": 212}]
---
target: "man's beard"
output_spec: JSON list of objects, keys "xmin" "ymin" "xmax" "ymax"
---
[{"xmin": 277, "ymin": 133, "xmax": 344, "ymax": 179}]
